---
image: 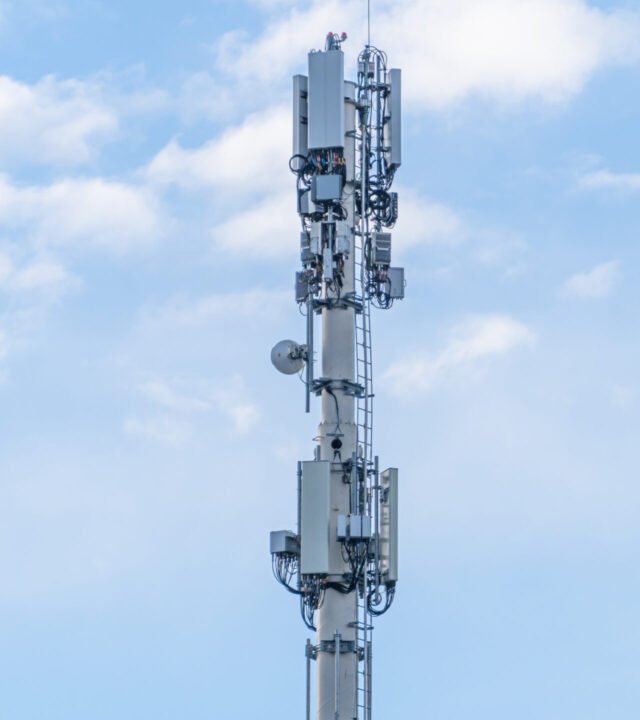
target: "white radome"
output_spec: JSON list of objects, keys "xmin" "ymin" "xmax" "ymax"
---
[{"xmin": 271, "ymin": 339, "xmax": 305, "ymax": 375}]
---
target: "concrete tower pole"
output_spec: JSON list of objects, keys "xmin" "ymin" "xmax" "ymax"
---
[{"xmin": 316, "ymin": 80, "xmax": 358, "ymax": 720}]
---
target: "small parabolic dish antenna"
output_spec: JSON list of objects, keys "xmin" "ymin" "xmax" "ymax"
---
[{"xmin": 271, "ymin": 339, "xmax": 305, "ymax": 375}]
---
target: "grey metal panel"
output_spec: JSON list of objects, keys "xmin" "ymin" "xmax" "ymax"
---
[
  {"xmin": 311, "ymin": 174, "xmax": 343, "ymax": 203},
  {"xmin": 385, "ymin": 69, "xmax": 402, "ymax": 169},
  {"xmin": 270, "ymin": 529, "xmax": 299, "ymax": 555},
  {"xmin": 380, "ymin": 468, "xmax": 398, "ymax": 583},
  {"xmin": 308, "ymin": 50, "xmax": 345, "ymax": 149},
  {"xmin": 348, "ymin": 515, "xmax": 371, "ymax": 540},
  {"xmin": 300, "ymin": 460, "xmax": 331, "ymax": 575},
  {"xmin": 372, "ymin": 232, "xmax": 392, "ymax": 265},
  {"xmin": 387, "ymin": 267, "xmax": 405, "ymax": 299},
  {"xmin": 299, "ymin": 189, "xmax": 315, "ymax": 216},
  {"xmin": 293, "ymin": 74, "xmax": 308, "ymax": 160},
  {"xmin": 343, "ymin": 81, "xmax": 356, "ymax": 182},
  {"xmin": 296, "ymin": 270, "xmax": 310, "ymax": 302}
]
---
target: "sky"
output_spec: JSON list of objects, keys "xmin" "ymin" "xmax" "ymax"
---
[{"xmin": 0, "ymin": 0, "xmax": 639, "ymax": 718}]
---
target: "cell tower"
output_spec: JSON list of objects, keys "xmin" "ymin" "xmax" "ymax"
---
[{"xmin": 270, "ymin": 31, "xmax": 403, "ymax": 719}]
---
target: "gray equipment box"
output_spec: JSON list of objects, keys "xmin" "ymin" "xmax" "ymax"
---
[
  {"xmin": 300, "ymin": 233, "xmax": 314, "ymax": 264},
  {"xmin": 384, "ymin": 69, "xmax": 402, "ymax": 170},
  {"xmin": 295, "ymin": 271, "xmax": 311, "ymax": 302},
  {"xmin": 387, "ymin": 267, "xmax": 405, "ymax": 300},
  {"xmin": 372, "ymin": 232, "xmax": 392, "ymax": 265},
  {"xmin": 335, "ymin": 220, "xmax": 350, "ymax": 256},
  {"xmin": 349, "ymin": 515, "xmax": 372, "ymax": 540},
  {"xmin": 337, "ymin": 514, "xmax": 371, "ymax": 541},
  {"xmin": 308, "ymin": 50, "xmax": 345, "ymax": 149},
  {"xmin": 300, "ymin": 460, "xmax": 331, "ymax": 575},
  {"xmin": 299, "ymin": 189, "xmax": 315, "ymax": 216},
  {"xmin": 270, "ymin": 530, "xmax": 299, "ymax": 556},
  {"xmin": 311, "ymin": 174, "xmax": 343, "ymax": 203}
]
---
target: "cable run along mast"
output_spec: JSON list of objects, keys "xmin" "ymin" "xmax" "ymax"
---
[{"xmin": 270, "ymin": 31, "xmax": 403, "ymax": 720}]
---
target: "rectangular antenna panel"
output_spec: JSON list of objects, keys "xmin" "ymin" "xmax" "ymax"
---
[
  {"xmin": 344, "ymin": 81, "xmax": 356, "ymax": 182},
  {"xmin": 308, "ymin": 50, "xmax": 345, "ymax": 149},
  {"xmin": 387, "ymin": 267, "xmax": 405, "ymax": 299},
  {"xmin": 293, "ymin": 75, "xmax": 308, "ymax": 160},
  {"xmin": 300, "ymin": 461, "xmax": 331, "ymax": 575},
  {"xmin": 380, "ymin": 467, "xmax": 398, "ymax": 583},
  {"xmin": 385, "ymin": 69, "xmax": 402, "ymax": 169}
]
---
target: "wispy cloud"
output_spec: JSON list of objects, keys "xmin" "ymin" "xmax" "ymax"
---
[
  {"xmin": 0, "ymin": 327, "xmax": 8, "ymax": 361},
  {"xmin": 139, "ymin": 380, "xmax": 210, "ymax": 414},
  {"xmin": 138, "ymin": 288, "xmax": 289, "ymax": 329},
  {"xmin": 213, "ymin": 376, "xmax": 261, "ymax": 435},
  {"xmin": 562, "ymin": 260, "xmax": 620, "ymax": 299},
  {"xmin": 124, "ymin": 413, "xmax": 192, "ymax": 447},
  {"xmin": 383, "ymin": 314, "xmax": 535, "ymax": 396},
  {"xmin": 0, "ymin": 252, "xmax": 76, "ymax": 298},
  {"xmin": 125, "ymin": 374, "xmax": 261, "ymax": 446},
  {"xmin": 611, "ymin": 384, "xmax": 636, "ymax": 409},
  {"xmin": 579, "ymin": 169, "xmax": 640, "ymax": 192}
]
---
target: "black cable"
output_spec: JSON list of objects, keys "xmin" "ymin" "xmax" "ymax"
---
[{"xmin": 326, "ymin": 387, "xmax": 342, "ymax": 434}]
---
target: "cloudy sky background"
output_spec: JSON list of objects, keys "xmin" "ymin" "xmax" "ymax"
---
[{"xmin": 0, "ymin": 1, "xmax": 638, "ymax": 717}]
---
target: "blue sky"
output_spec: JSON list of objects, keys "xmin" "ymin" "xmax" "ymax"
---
[{"xmin": 0, "ymin": 0, "xmax": 639, "ymax": 718}]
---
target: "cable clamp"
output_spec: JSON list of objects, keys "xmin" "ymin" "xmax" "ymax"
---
[{"xmin": 318, "ymin": 639, "xmax": 356, "ymax": 655}]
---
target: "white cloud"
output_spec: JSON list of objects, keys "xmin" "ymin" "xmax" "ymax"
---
[
  {"xmin": 139, "ymin": 288, "xmax": 289, "ymax": 328},
  {"xmin": 218, "ymin": 0, "xmax": 640, "ymax": 109},
  {"xmin": 0, "ymin": 252, "xmax": 76, "ymax": 297},
  {"xmin": 215, "ymin": 3, "xmax": 361, "ymax": 85},
  {"xmin": 224, "ymin": 400, "xmax": 260, "ymax": 435},
  {"xmin": 0, "ymin": 327, "xmax": 7, "ymax": 360},
  {"xmin": 385, "ymin": 0, "xmax": 640, "ymax": 108},
  {"xmin": 178, "ymin": 71, "xmax": 237, "ymax": 124},
  {"xmin": 139, "ymin": 380, "xmax": 211, "ymax": 414},
  {"xmin": 124, "ymin": 414, "xmax": 192, "ymax": 448},
  {"xmin": 213, "ymin": 375, "xmax": 261, "ymax": 435},
  {"xmin": 393, "ymin": 189, "xmax": 462, "ymax": 254},
  {"xmin": 611, "ymin": 384, "xmax": 636, "ymax": 409},
  {"xmin": 472, "ymin": 230, "xmax": 528, "ymax": 277},
  {"xmin": 579, "ymin": 169, "xmax": 640, "ymax": 192},
  {"xmin": 211, "ymin": 190, "xmax": 299, "ymax": 257},
  {"xmin": 563, "ymin": 260, "xmax": 620, "ymax": 299},
  {"xmin": 383, "ymin": 314, "xmax": 535, "ymax": 395},
  {"xmin": 146, "ymin": 104, "xmax": 289, "ymax": 196},
  {"xmin": 246, "ymin": 0, "xmax": 298, "ymax": 8},
  {"xmin": 0, "ymin": 74, "xmax": 118, "ymax": 166},
  {"xmin": 127, "ymin": 375, "xmax": 261, "ymax": 445},
  {"xmin": 0, "ymin": 175, "xmax": 162, "ymax": 252}
]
